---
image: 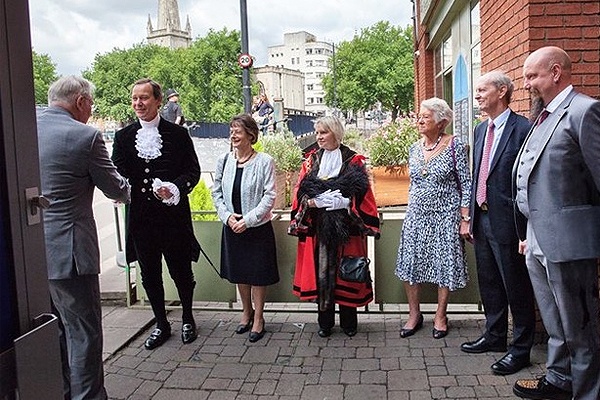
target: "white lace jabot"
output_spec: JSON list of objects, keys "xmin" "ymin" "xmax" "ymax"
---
[
  {"xmin": 317, "ymin": 148, "xmax": 342, "ymax": 179},
  {"xmin": 135, "ymin": 114, "xmax": 162, "ymax": 160}
]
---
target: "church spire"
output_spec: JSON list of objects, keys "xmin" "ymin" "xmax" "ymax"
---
[{"xmin": 147, "ymin": 0, "xmax": 191, "ymax": 49}]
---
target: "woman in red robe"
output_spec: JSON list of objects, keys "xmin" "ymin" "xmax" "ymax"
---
[{"xmin": 289, "ymin": 116, "xmax": 380, "ymax": 337}]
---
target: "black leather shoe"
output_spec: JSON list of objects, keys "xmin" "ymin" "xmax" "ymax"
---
[
  {"xmin": 144, "ymin": 327, "xmax": 171, "ymax": 350},
  {"xmin": 400, "ymin": 313, "xmax": 423, "ymax": 338},
  {"xmin": 460, "ymin": 336, "xmax": 507, "ymax": 354},
  {"xmin": 181, "ymin": 323, "xmax": 197, "ymax": 344},
  {"xmin": 491, "ymin": 353, "xmax": 530, "ymax": 375},
  {"xmin": 343, "ymin": 328, "xmax": 357, "ymax": 337},
  {"xmin": 513, "ymin": 376, "xmax": 572, "ymax": 400},
  {"xmin": 235, "ymin": 311, "xmax": 254, "ymax": 334},
  {"xmin": 318, "ymin": 328, "xmax": 332, "ymax": 338},
  {"xmin": 432, "ymin": 317, "xmax": 448, "ymax": 339},
  {"xmin": 248, "ymin": 320, "xmax": 266, "ymax": 343}
]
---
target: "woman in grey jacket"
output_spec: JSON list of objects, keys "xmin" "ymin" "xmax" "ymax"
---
[{"xmin": 212, "ymin": 114, "xmax": 280, "ymax": 342}]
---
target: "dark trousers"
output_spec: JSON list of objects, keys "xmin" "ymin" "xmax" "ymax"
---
[
  {"xmin": 318, "ymin": 304, "xmax": 357, "ymax": 331},
  {"xmin": 473, "ymin": 211, "xmax": 535, "ymax": 358},
  {"xmin": 49, "ymin": 275, "xmax": 107, "ymax": 400},
  {"xmin": 132, "ymin": 231, "xmax": 196, "ymax": 327}
]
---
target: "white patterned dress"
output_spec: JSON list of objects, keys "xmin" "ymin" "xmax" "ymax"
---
[{"xmin": 395, "ymin": 136, "xmax": 471, "ymax": 291}]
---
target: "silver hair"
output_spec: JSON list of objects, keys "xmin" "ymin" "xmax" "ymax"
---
[
  {"xmin": 314, "ymin": 115, "xmax": 345, "ymax": 145},
  {"xmin": 478, "ymin": 71, "xmax": 514, "ymax": 104},
  {"xmin": 48, "ymin": 75, "xmax": 95, "ymax": 106},
  {"xmin": 420, "ymin": 97, "xmax": 453, "ymax": 124}
]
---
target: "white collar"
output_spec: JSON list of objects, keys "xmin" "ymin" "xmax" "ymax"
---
[
  {"xmin": 135, "ymin": 115, "xmax": 162, "ymax": 160},
  {"xmin": 317, "ymin": 148, "xmax": 342, "ymax": 179}
]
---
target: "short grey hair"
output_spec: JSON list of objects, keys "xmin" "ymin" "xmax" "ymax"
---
[
  {"xmin": 315, "ymin": 115, "xmax": 345, "ymax": 145},
  {"xmin": 420, "ymin": 97, "xmax": 453, "ymax": 124},
  {"xmin": 478, "ymin": 71, "xmax": 514, "ymax": 104},
  {"xmin": 48, "ymin": 75, "xmax": 95, "ymax": 105}
]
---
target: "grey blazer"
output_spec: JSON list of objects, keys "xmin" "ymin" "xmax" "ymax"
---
[
  {"xmin": 212, "ymin": 152, "xmax": 276, "ymax": 228},
  {"xmin": 515, "ymin": 90, "xmax": 600, "ymax": 263},
  {"xmin": 37, "ymin": 107, "xmax": 130, "ymax": 279}
]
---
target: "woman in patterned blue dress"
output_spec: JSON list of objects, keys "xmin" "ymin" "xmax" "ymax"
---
[{"xmin": 395, "ymin": 97, "xmax": 472, "ymax": 339}]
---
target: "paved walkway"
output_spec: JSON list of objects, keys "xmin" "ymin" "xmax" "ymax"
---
[{"xmin": 101, "ymin": 307, "xmax": 548, "ymax": 399}]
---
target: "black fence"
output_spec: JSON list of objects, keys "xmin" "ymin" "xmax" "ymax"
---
[
  {"xmin": 188, "ymin": 122, "xmax": 230, "ymax": 139},
  {"xmin": 188, "ymin": 112, "xmax": 317, "ymax": 139}
]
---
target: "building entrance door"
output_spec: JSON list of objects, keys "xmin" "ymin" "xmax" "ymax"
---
[{"xmin": 0, "ymin": 1, "xmax": 63, "ymax": 399}]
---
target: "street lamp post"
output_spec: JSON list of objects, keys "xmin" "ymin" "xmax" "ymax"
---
[{"xmin": 240, "ymin": 0, "xmax": 252, "ymax": 113}]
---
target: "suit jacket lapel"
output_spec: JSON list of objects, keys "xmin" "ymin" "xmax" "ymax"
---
[
  {"xmin": 529, "ymin": 90, "xmax": 577, "ymax": 170},
  {"xmin": 489, "ymin": 111, "xmax": 514, "ymax": 173},
  {"xmin": 473, "ymin": 121, "xmax": 486, "ymax": 180}
]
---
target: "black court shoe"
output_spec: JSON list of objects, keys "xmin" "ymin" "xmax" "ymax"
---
[{"xmin": 400, "ymin": 313, "xmax": 423, "ymax": 338}]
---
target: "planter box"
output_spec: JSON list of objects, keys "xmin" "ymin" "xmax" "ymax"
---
[
  {"xmin": 370, "ymin": 166, "xmax": 410, "ymax": 207},
  {"xmin": 274, "ymin": 170, "xmax": 299, "ymax": 210}
]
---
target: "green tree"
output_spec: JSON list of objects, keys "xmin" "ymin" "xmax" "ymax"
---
[
  {"xmin": 85, "ymin": 28, "xmax": 243, "ymax": 123},
  {"xmin": 32, "ymin": 50, "xmax": 58, "ymax": 105},
  {"xmin": 84, "ymin": 43, "xmax": 170, "ymax": 123},
  {"xmin": 322, "ymin": 22, "xmax": 414, "ymax": 120}
]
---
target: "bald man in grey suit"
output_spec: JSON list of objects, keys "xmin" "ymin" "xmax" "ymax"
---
[
  {"xmin": 513, "ymin": 46, "xmax": 600, "ymax": 400},
  {"xmin": 38, "ymin": 76, "xmax": 130, "ymax": 400}
]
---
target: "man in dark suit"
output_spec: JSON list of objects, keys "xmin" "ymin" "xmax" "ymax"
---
[
  {"xmin": 112, "ymin": 78, "xmax": 201, "ymax": 350},
  {"xmin": 38, "ymin": 76, "xmax": 130, "ymax": 399},
  {"xmin": 513, "ymin": 46, "xmax": 600, "ymax": 400},
  {"xmin": 460, "ymin": 71, "xmax": 535, "ymax": 376}
]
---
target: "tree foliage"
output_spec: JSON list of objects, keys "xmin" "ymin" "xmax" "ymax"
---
[
  {"xmin": 85, "ymin": 28, "xmax": 243, "ymax": 123},
  {"xmin": 32, "ymin": 50, "xmax": 58, "ymax": 105},
  {"xmin": 322, "ymin": 22, "xmax": 414, "ymax": 120}
]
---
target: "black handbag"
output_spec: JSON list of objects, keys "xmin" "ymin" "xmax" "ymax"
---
[{"xmin": 339, "ymin": 255, "xmax": 371, "ymax": 283}]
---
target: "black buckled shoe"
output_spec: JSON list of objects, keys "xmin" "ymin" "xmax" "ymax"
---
[
  {"xmin": 181, "ymin": 323, "xmax": 198, "ymax": 344},
  {"xmin": 460, "ymin": 336, "xmax": 507, "ymax": 353},
  {"xmin": 513, "ymin": 376, "xmax": 572, "ymax": 400},
  {"xmin": 317, "ymin": 328, "xmax": 332, "ymax": 338},
  {"xmin": 491, "ymin": 353, "xmax": 530, "ymax": 375},
  {"xmin": 144, "ymin": 327, "xmax": 171, "ymax": 350},
  {"xmin": 343, "ymin": 328, "xmax": 357, "ymax": 337}
]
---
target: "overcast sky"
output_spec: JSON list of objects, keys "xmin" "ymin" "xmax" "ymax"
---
[{"xmin": 29, "ymin": 0, "xmax": 413, "ymax": 76}]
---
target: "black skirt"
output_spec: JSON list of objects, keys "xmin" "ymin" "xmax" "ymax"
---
[{"xmin": 220, "ymin": 221, "xmax": 280, "ymax": 286}]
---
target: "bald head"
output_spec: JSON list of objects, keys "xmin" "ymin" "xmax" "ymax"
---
[{"xmin": 523, "ymin": 46, "xmax": 572, "ymax": 107}]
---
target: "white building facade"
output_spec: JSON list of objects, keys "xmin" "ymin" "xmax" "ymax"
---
[
  {"xmin": 267, "ymin": 31, "xmax": 333, "ymax": 115},
  {"xmin": 253, "ymin": 66, "xmax": 305, "ymax": 112}
]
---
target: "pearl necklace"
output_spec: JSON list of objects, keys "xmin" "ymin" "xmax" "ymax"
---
[{"xmin": 423, "ymin": 134, "xmax": 442, "ymax": 151}]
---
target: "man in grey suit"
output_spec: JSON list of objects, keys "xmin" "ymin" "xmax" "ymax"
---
[
  {"xmin": 38, "ymin": 76, "xmax": 130, "ymax": 400},
  {"xmin": 461, "ymin": 71, "xmax": 535, "ymax": 376},
  {"xmin": 513, "ymin": 46, "xmax": 600, "ymax": 400}
]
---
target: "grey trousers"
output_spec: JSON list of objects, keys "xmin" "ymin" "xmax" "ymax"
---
[
  {"xmin": 49, "ymin": 275, "xmax": 107, "ymax": 400},
  {"xmin": 526, "ymin": 225, "xmax": 600, "ymax": 400}
]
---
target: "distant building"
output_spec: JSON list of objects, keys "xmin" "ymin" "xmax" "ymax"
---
[
  {"xmin": 413, "ymin": 0, "xmax": 599, "ymax": 146},
  {"xmin": 268, "ymin": 31, "xmax": 333, "ymax": 115},
  {"xmin": 253, "ymin": 66, "xmax": 305, "ymax": 112},
  {"xmin": 147, "ymin": 0, "xmax": 192, "ymax": 49}
]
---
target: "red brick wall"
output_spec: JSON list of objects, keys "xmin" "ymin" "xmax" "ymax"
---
[{"xmin": 415, "ymin": 0, "xmax": 600, "ymax": 116}]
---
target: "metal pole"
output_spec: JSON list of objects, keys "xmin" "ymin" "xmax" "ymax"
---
[
  {"xmin": 332, "ymin": 42, "xmax": 337, "ymax": 116},
  {"xmin": 240, "ymin": 0, "xmax": 252, "ymax": 113}
]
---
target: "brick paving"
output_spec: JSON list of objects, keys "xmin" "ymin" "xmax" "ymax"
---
[{"xmin": 103, "ymin": 308, "xmax": 548, "ymax": 399}]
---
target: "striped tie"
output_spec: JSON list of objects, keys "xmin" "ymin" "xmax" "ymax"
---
[{"xmin": 476, "ymin": 122, "xmax": 494, "ymax": 206}]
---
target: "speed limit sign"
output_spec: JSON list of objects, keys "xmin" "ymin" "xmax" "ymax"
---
[{"xmin": 238, "ymin": 53, "xmax": 253, "ymax": 68}]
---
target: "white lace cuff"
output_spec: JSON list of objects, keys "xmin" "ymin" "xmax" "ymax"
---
[{"xmin": 152, "ymin": 179, "xmax": 180, "ymax": 206}]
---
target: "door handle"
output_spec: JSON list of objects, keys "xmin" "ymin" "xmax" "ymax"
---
[{"xmin": 25, "ymin": 187, "xmax": 49, "ymax": 225}]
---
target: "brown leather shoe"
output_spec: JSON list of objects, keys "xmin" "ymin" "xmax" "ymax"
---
[{"xmin": 513, "ymin": 376, "xmax": 572, "ymax": 400}]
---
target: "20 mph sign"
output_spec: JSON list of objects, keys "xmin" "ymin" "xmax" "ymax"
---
[{"xmin": 238, "ymin": 53, "xmax": 253, "ymax": 68}]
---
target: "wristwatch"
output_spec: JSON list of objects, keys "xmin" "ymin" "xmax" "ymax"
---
[{"xmin": 460, "ymin": 214, "xmax": 471, "ymax": 222}]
